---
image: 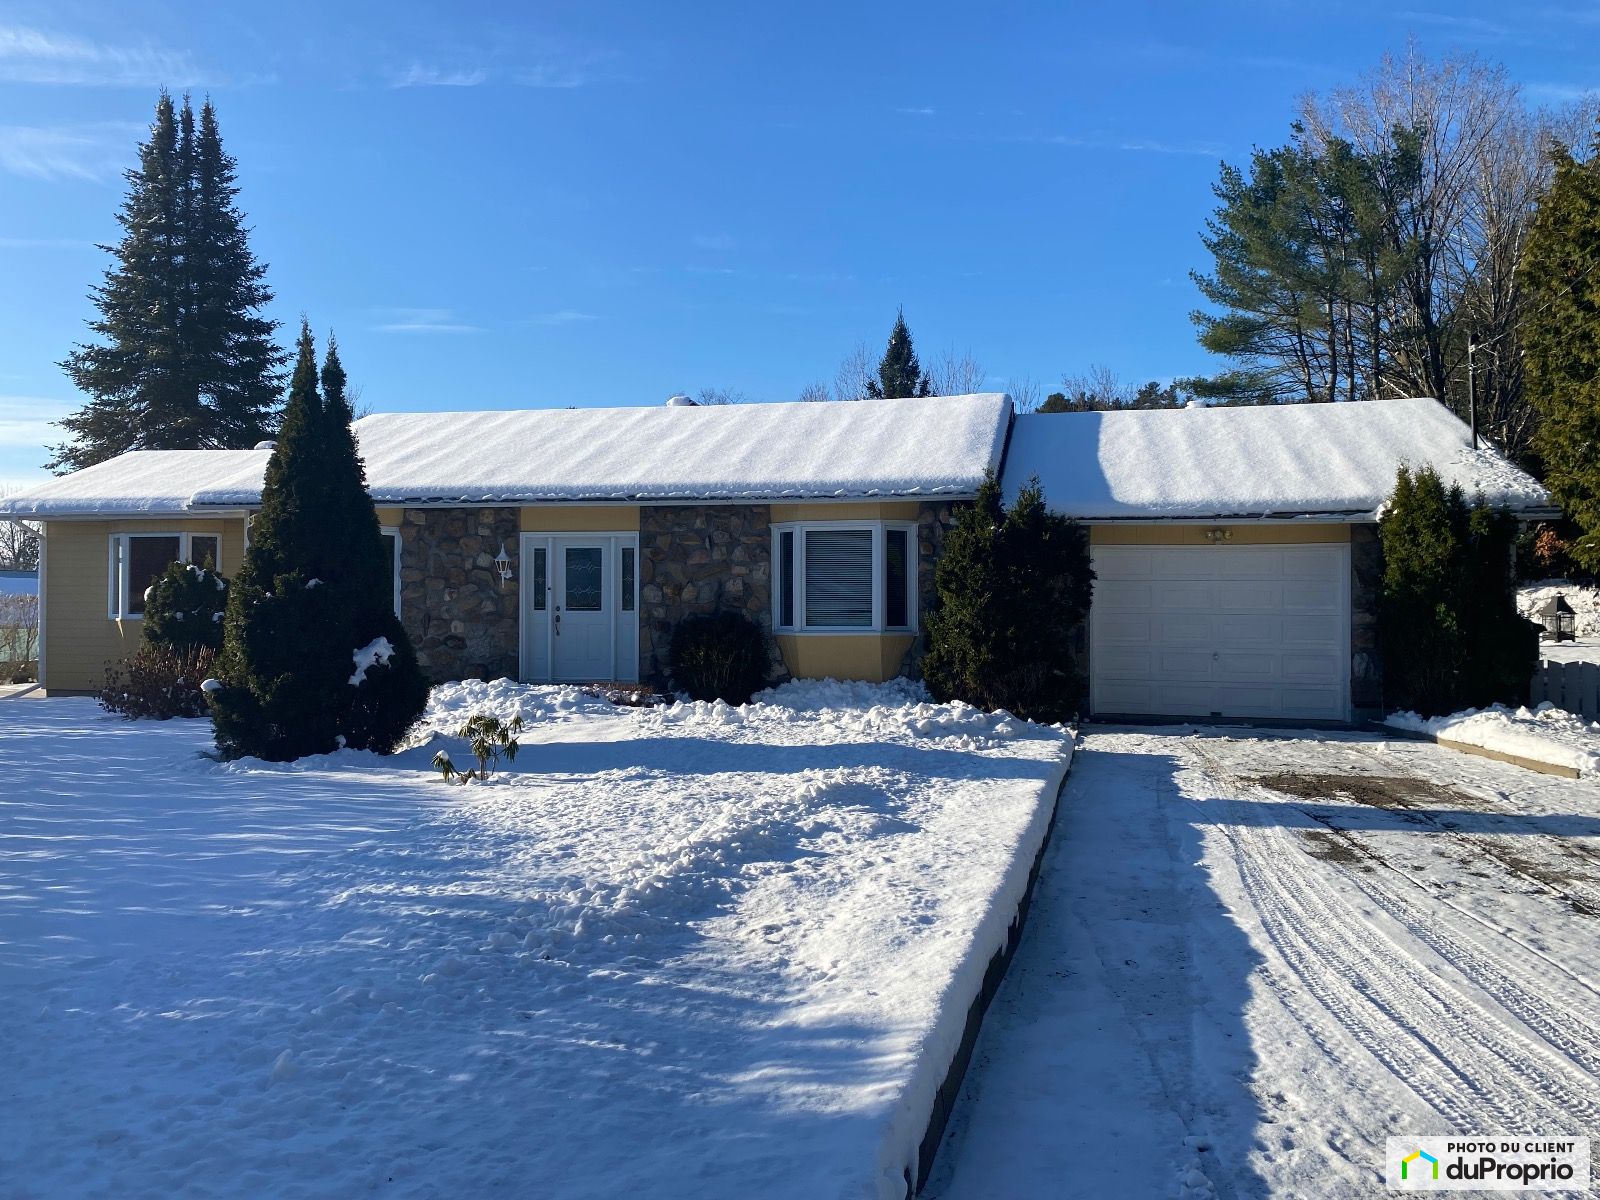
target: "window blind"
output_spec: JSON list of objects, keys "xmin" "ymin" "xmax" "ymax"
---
[{"xmin": 804, "ymin": 529, "xmax": 872, "ymax": 627}]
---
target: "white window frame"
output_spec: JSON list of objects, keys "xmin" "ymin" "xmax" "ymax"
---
[
  {"xmin": 107, "ymin": 531, "xmax": 222, "ymax": 620},
  {"xmin": 380, "ymin": 526, "xmax": 402, "ymax": 617},
  {"xmin": 770, "ymin": 520, "xmax": 919, "ymax": 635}
]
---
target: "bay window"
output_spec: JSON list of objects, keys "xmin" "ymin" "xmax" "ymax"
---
[
  {"xmin": 771, "ymin": 522, "xmax": 918, "ymax": 633},
  {"xmin": 107, "ymin": 532, "xmax": 223, "ymax": 619}
]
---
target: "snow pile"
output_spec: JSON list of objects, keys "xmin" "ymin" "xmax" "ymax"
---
[
  {"xmin": 1518, "ymin": 580, "xmax": 1600, "ymax": 641},
  {"xmin": 346, "ymin": 636, "xmax": 394, "ymax": 685},
  {"xmin": 1004, "ymin": 396, "xmax": 1549, "ymax": 519},
  {"xmin": 2, "ymin": 681, "xmax": 1070, "ymax": 1199},
  {"xmin": 1386, "ymin": 702, "xmax": 1600, "ymax": 775}
]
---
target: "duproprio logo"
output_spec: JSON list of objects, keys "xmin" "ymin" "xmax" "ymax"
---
[{"xmin": 1401, "ymin": 1148, "xmax": 1439, "ymax": 1182}]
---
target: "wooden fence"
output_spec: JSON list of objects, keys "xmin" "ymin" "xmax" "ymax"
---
[{"xmin": 1530, "ymin": 658, "xmax": 1600, "ymax": 720}]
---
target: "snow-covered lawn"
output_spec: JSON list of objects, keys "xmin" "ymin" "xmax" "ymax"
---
[
  {"xmin": 929, "ymin": 727, "xmax": 1600, "ymax": 1199},
  {"xmin": 0, "ymin": 680, "xmax": 1070, "ymax": 1200}
]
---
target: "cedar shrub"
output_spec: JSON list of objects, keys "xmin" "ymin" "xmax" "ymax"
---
[{"xmin": 922, "ymin": 473, "xmax": 1094, "ymax": 722}]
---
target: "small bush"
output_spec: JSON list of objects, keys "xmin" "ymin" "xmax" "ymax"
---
[
  {"xmin": 143, "ymin": 561, "xmax": 228, "ymax": 650},
  {"xmin": 923, "ymin": 473, "xmax": 1095, "ymax": 723},
  {"xmin": 100, "ymin": 643, "xmax": 218, "ymax": 720},
  {"xmin": 669, "ymin": 611, "xmax": 773, "ymax": 704},
  {"xmin": 434, "ymin": 713, "xmax": 524, "ymax": 783}
]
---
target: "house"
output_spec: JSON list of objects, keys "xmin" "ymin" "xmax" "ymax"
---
[
  {"xmin": 0, "ymin": 392, "xmax": 1550, "ymax": 722},
  {"xmin": 0, "ymin": 394, "xmax": 1009, "ymax": 697}
]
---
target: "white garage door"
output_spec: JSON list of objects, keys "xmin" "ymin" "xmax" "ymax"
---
[{"xmin": 1090, "ymin": 543, "xmax": 1350, "ymax": 721}]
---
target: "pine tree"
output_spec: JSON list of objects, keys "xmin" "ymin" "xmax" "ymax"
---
[
  {"xmin": 52, "ymin": 92, "xmax": 284, "ymax": 473},
  {"xmin": 864, "ymin": 310, "xmax": 933, "ymax": 399},
  {"xmin": 1521, "ymin": 122, "xmax": 1600, "ymax": 570},
  {"xmin": 210, "ymin": 324, "xmax": 427, "ymax": 761},
  {"xmin": 922, "ymin": 473, "xmax": 1094, "ymax": 722}
]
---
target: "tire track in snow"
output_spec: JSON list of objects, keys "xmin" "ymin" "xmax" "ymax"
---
[{"xmin": 1186, "ymin": 747, "xmax": 1600, "ymax": 1135}]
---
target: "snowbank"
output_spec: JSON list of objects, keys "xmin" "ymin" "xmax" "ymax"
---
[
  {"xmin": 1386, "ymin": 702, "xmax": 1600, "ymax": 776},
  {"xmin": 2, "ymin": 679, "xmax": 1070, "ymax": 1200}
]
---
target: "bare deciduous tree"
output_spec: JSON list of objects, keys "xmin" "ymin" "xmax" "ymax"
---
[
  {"xmin": 831, "ymin": 341, "xmax": 875, "ymax": 402},
  {"xmin": 1008, "ymin": 374, "xmax": 1043, "ymax": 412},
  {"xmin": 1298, "ymin": 43, "xmax": 1598, "ymax": 457},
  {"xmin": 695, "ymin": 387, "xmax": 750, "ymax": 406},
  {"xmin": 0, "ymin": 489, "xmax": 40, "ymax": 571},
  {"xmin": 930, "ymin": 348, "xmax": 987, "ymax": 397},
  {"xmin": 0, "ymin": 592, "xmax": 38, "ymax": 681},
  {"xmin": 795, "ymin": 381, "xmax": 831, "ymax": 403}
]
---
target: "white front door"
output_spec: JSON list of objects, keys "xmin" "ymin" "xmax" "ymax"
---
[
  {"xmin": 552, "ymin": 539, "xmax": 612, "ymax": 681},
  {"xmin": 1090, "ymin": 543, "xmax": 1350, "ymax": 721}
]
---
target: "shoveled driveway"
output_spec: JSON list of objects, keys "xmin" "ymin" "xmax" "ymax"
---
[{"xmin": 926, "ymin": 726, "xmax": 1600, "ymax": 1199}]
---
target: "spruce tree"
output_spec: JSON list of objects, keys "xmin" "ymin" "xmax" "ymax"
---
[
  {"xmin": 865, "ymin": 310, "xmax": 934, "ymax": 399},
  {"xmin": 210, "ymin": 324, "xmax": 427, "ymax": 761},
  {"xmin": 52, "ymin": 92, "xmax": 284, "ymax": 473},
  {"xmin": 922, "ymin": 473, "xmax": 1094, "ymax": 722},
  {"xmin": 1521, "ymin": 122, "xmax": 1600, "ymax": 570}
]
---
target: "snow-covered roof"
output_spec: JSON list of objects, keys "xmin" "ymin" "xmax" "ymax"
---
[
  {"xmin": 1002, "ymin": 397, "xmax": 1551, "ymax": 520},
  {"xmin": 0, "ymin": 394, "xmax": 1011, "ymax": 517}
]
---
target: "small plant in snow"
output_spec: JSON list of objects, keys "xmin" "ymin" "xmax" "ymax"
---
[{"xmin": 433, "ymin": 713, "xmax": 525, "ymax": 783}]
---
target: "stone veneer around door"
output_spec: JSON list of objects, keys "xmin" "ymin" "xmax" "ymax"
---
[{"xmin": 398, "ymin": 507, "xmax": 521, "ymax": 683}]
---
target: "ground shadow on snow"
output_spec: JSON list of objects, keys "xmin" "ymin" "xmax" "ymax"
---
[{"xmin": 928, "ymin": 740, "xmax": 1275, "ymax": 1200}]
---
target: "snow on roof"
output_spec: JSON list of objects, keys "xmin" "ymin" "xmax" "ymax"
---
[
  {"xmin": 1002, "ymin": 396, "xmax": 1550, "ymax": 520},
  {"xmin": 0, "ymin": 394, "xmax": 1011, "ymax": 517},
  {"xmin": 0, "ymin": 449, "xmax": 273, "ymax": 517}
]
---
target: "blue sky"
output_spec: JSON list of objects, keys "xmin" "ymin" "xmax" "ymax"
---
[{"xmin": 1, "ymin": 1, "xmax": 1596, "ymax": 483}]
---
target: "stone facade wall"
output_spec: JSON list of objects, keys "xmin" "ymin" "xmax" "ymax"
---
[
  {"xmin": 1350, "ymin": 522, "xmax": 1383, "ymax": 717},
  {"xmin": 399, "ymin": 507, "xmax": 520, "ymax": 683},
  {"xmin": 638, "ymin": 504, "xmax": 782, "ymax": 687}
]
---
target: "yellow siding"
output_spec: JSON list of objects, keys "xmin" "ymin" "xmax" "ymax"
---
[
  {"xmin": 769, "ymin": 501, "xmax": 921, "ymax": 523},
  {"xmin": 520, "ymin": 505, "xmax": 641, "ymax": 532},
  {"xmin": 776, "ymin": 634, "xmax": 916, "ymax": 683},
  {"xmin": 1090, "ymin": 523, "xmax": 1351, "ymax": 547},
  {"xmin": 43, "ymin": 517, "xmax": 246, "ymax": 695},
  {"xmin": 374, "ymin": 507, "xmax": 405, "ymax": 527}
]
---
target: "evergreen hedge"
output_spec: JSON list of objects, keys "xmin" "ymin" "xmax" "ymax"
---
[
  {"xmin": 210, "ymin": 324, "xmax": 428, "ymax": 760},
  {"xmin": 1379, "ymin": 466, "xmax": 1537, "ymax": 716},
  {"xmin": 922, "ymin": 473, "xmax": 1094, "ymax": 723}
]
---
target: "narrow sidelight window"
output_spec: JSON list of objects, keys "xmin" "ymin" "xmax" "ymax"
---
[
  {"xmin": 532, "ymin": 546, "xmax": 548, "ymax": 611},
  {"xmin": 621, "ymin": 546, "xmax": 635, "ymax": 612},
  {"xmin": 779, "ymin": 530, "xmax": 796, "ymax": 628},
  {"xmin": 885, "ymin": 528, "xmax": 909, "ymax": 628}
]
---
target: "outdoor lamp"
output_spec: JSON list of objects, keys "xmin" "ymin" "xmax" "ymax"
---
[
  {"xmin": 494, "ymin": 542, "xmax": 513, "ymax": 589},
  {"xmin": 1537, "ymin": 593, "xmax": 1576, "ymax": 642}
]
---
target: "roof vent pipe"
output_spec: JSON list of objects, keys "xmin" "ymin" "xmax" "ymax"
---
[{"xmin": 665, "ymin": 394, "xmax": 697, "ymax": 407}]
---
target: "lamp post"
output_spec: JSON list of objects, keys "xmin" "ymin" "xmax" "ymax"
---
[{"xmin": 1537, "ymin": 593, "xmax": 1577, "ymax": 643}]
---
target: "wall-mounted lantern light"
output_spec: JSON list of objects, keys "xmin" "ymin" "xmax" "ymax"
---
[
  {"xmin": 1205, "ymin": 528, "xmax": 1234, "ymax": 545},
  {"xmin": 494, "ymin": 542, "xmax": 513, "ymax": 589}
]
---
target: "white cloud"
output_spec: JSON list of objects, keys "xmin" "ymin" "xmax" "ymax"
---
[
  {"xmin": 371, "ymin": 308, "xmax": 480, "ymax": 334},
  {"xmin": 390, "ymin": 63, "xmax": 489, "ymax": 88},
  {"xmin": 0, "ymin": 123, "xmax": 139, "ymax": 181},
  {"xmin": 516, "ymin": 60, "xmax": 592, "ymax": 88},
  {"xmin": 0, "ymin": 395, "xmax": 74, "ymax": 458},
  {"xmin": 691, "ymin": 233, "xmax": 736, "ymax": 252},
  {"xmin": 1527, "ymin": 81, "xmax": 1599, "ymax": 103},
  {"xmin": 0, "ymin": 235, "xmax": 96, "ymax": 249},
  {"xmin": 0, "ymin": 24, "xmax": 203, "ymax": 87},
  {"xmin": 896, "ymin": 106, "xmax": 936, "ymax": 117}
]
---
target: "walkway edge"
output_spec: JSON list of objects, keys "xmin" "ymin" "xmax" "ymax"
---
[{"xmin": 907, "ymin": 739, "xmax": 1076, "ymax": 1196}]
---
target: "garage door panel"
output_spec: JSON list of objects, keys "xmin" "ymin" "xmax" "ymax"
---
[
  {"xmin": 1214, "ymin": 614, "xmax": 1272, "ymax": 644},
  {"xmin": 1155, "ymin": 612, "xmax": 1213, "ymax": 643},
  {"xmin": 1091, "ymin": 543, "xmax": 1348, "ymax": 720},
  {"xmin": 1097, "ymin": 612, "xmax": 1152, "ymax": 642},
  {"xmin": 1097, "ymin": 580, "xmax": 1154, "ymax": 610},
  {"xmin": 1282, "ymin": 652, "xmax": 1341, "ymax": 683},
  {"xmin": 1215, "ymin": 651, "xmax": 1279, "ymax": 681},
  {"xmin": 1215, "ymin": 581, "xmax": 1282, "ymax": 610}
]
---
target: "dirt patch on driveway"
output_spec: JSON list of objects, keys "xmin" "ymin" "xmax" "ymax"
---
[{"xmin": 1249, "ymin": 772, "xmax": 1476, "ymax": 812}]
